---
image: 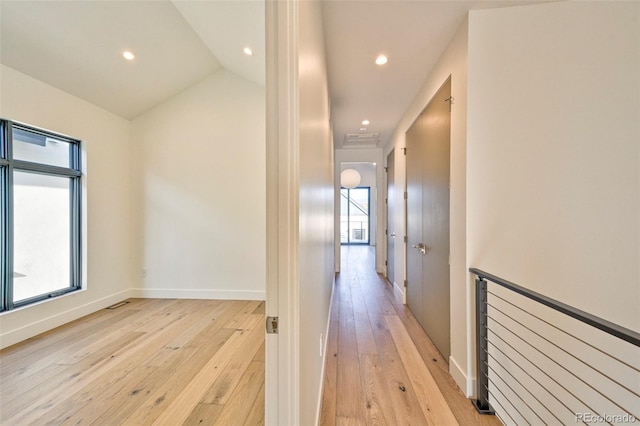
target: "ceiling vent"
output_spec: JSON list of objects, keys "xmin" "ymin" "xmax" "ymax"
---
[{"xmin": 344, "ymin": 132, "xmax": 380, "ymax": 148}]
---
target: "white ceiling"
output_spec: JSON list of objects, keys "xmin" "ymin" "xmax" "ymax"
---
[
  {"xmin": 1, "ymin": 0, "xmax": 547, "ymax": 147},
  {"xmin": 323, "ymin": 0, "xmax": 552, "ymax": 149},
  {"xmin": 0, "ymin": 0, "xmax": 264, "ymax": 120}
]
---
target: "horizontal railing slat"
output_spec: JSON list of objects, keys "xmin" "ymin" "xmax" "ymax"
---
[{"xmin": 469, "ymin": 268, "xmax": 640, "ymax": 347}]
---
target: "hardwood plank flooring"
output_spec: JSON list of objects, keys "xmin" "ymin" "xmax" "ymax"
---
[
  {"xmin": 321, "ymin": 246, "xmax": 501, "ymax": 426},
  {"xmin": 0, "ymin": 299, "xmax": 265, "ymax": 426}
]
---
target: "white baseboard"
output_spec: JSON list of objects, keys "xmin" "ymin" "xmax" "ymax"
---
[
  {"xmin": 1, "ymin": 287, "xmax": 265, "ymax": 350},
  {"xmin": 393, "ymin": 281, "xmax": 406, "ymax": 304},
  {"xmin": 449, "ymin": 355, "xmax": 476, "ymax": 397},
  {"xmin": 469, "ymin": 377, "xmax": 477, "ymax": 399},
  {"xmin": 449, "ymin": 355, "xmax": 469, "ymax": 396},
  {"xmin": 315, "ymin": 274, "xmax": 336, "ymax": 426},
  {"xmin": 0, "ymin": 288, "xmax": 134, "ymax": 350},
  {"xmin": 130, "ymin": 288, "xmax": 266, "ymax": 301}
]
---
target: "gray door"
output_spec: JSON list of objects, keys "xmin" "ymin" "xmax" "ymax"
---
[
  {"xmin": 386, "ymin": 149, "xmax": 396, "ymax": 285},
  {"xmin": 406, "ymin": 118, "xmax": 423, "ymax": 325},
  {"xmin": 406, "ymin": 78, "xmax": 451, "ymax": 360}
]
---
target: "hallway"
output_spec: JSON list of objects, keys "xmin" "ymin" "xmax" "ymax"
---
[{"xmin": 320, "ymin": 245, "xmax": 499, "ymax": 425}]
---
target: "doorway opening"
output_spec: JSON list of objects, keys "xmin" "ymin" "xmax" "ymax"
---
[{"xmin": 338, "ymin": 161, "xmax": 378, "ymax": 250}]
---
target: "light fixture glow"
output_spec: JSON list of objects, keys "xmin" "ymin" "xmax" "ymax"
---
[
  {"xmin": 341, "ymin": 169, "xmax": 361, "ymax": 189},
  {"xmin": 362, "ymin": 120, "xmax": 370, "ymax": 126},
  {"xmin": 243, "ymin": 47, "xmax": 254, "ymax": 56},
  {"xmin": 122, "ymin": 51, "xmax": 135, "ymax": 61},
  {"xmin": 360, "ymin": 127, "xmax": 367, "ymax": 131},
  {"xmin": 375, "ymin": 54, "xmax": 388, "ymax": 65}
]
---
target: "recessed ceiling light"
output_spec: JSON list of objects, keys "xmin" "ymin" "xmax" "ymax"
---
[
  {"xmin": 362, "ymin": 120, "xmax": 370, "ymax": 125},
  {"xmin": 375, "ymin": 54, "xmax": 388, "ymax": 65},
  {"xmin": 243, "ymin": 47, "xmax": 254, "ymax": 56},
  {"xmin": 122, "ymin": 51, "xmax": 135, "ymax": 61}
]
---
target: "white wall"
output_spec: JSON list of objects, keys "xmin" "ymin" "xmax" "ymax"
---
[
  {"xmin": 130, "ymin": 70, "xmax": 266, "ymax": 300},
  {"xmin": 467, "ymin": 0, "xmax": 639, "ymax": 337},
  {"xmin": 298, "ymin": 1, "xmax": 335, "ymax": 424},
  {"xmin": 0, "ymin": 65, "xmax": 134, "ymax": 348},
  {"xmin": 467, "ymin": 1, "xmax": 639, "ymax": 420},
  {"xmin": 334, "ymin": 148, "xmax": 385, "ymax": 273},
  {"xmin": 382, "ymin": 18, "xmax": 470, "ymax": 392}
]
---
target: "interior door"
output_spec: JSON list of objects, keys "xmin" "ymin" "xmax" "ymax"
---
[
  {"xmin": 421, "ymin": 79, "xmax": 451, "ymax": 360},
  {"xmin": 405, "ymin": 78, "xmax": 451, "ymax": 360},
  {"xmin": 386, "ymin": 149, "xmax": 395, "ymax": 285},
  {"xmin": 406, "ymin": 118, "xmax": 423, "ymax": 324}
]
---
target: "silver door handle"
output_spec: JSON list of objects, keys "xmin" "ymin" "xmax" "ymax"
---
[
  {"xmin": 412, "ymin": 243, "xmax": 426, "ymax": 254},
  {"xmin": 389, "ymin": 233, "xmax": 396, "ymax": 237}
]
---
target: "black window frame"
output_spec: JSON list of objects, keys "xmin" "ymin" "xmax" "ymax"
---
[
  {"xmin": 340, "ymin": 186, "xmax": 371, "ymax": 245},
  {"xmin": 0, "ymin": 119, "xmax": 82, "ymax": 312}
]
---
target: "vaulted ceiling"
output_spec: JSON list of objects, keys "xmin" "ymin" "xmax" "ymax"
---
[
  {"xmin": 1, "ymin": 0, "xmax": 548, "ymax": 148},
  {"xmin": 0, "ymin": 0, "xmax": 264, "ymax": 120}
]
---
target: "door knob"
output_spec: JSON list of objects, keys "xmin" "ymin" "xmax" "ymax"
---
[{"xmin": 412, "ymin": 243, "xmax": 427, "ymax": 255}]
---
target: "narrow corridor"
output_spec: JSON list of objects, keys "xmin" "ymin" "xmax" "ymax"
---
[{"xmin": 320, "ymin": 245, "xmax": 499, "ymax": 425}]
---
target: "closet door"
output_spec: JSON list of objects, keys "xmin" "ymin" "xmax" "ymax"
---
[
  {"xmin": 406, "ymin": 78, "xmax": 451, "ymax": 360},
  {"xmin": 386, "ymin": 149, "xmax": 396, "ymax": 285}
]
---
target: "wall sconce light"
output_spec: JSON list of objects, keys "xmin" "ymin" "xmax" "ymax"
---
[{"xmin": 341, "ymin": 169, "xmax": 361, "ymax": 188}]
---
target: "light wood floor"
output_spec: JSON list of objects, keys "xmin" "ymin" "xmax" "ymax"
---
[
  {"xmin": 320, "ymin": 245, "xmax": 501, "ymax": 426},
  {"xmin": 0, "ymin": 298, "xmax": 265, "ymax": 426}
]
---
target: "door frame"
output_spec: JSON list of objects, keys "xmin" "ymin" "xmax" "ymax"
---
[
  {"xmin": 386, "ymin": 149, "xmax": 395, "ymax": 284},
  {"xmin": 265, "ymin": 1, "xmax": 299, "ymax": 424},
  {"xmin": 334, "ymin": 157, "xmax": 385, "ymax": 274}
]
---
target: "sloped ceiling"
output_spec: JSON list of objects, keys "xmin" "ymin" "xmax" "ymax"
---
[
  {"xmin": 172, "ymin": 0, "xmax": 265, "ymax": 88},
  {"xmin": 1, "ymin": 0, "xmax": 550, "ymax": 147},
  {"xmin": 0, "ymin": 0, "xmax": 264, "ymax": 120}
]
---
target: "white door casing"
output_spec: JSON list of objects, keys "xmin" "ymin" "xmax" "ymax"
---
[{"xmin": 265, "ymin": 1, "xmax": 299, "ymax": 425}]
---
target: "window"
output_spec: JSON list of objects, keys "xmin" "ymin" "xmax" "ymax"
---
[
  {"xmin": 340, "ymin": 187, "xmax": 370, "ymax": 245},
  {"xmin": 1, "ymin": 120, "xmax": 82, "ymax": 312}
]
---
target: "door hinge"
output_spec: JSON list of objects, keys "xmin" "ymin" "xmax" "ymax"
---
[
  {"xmin": 402, "ymin": 147, "xmax": 407, "ymax": 155},
  {"xmin": 445, "ymin": 96, "xmax": 454, "ymax": 112},
  {"xmin": 385, "ymin": 260, "xmax": 388, "ymax": 266},
  {"xmin": 404, "ymin": 191, "xmax": 407, "ymax": 200},
  {"xmin": 404, "ymin": 235, "xmax": 407, "ymax": 243},
  {"xmin": 385, "ymin": 198, "xmax": 388, "ymax": 205},
  {"xmin": 266, "ymin": 316, "xmax": 279, "ymax": 334},
  {"xmin": 404, "ymin": 279, "xmax": 408, "ymax": 287},
  {"xmin": 385, "ymin": 229, "xmax": 388, "ymax": 235}
]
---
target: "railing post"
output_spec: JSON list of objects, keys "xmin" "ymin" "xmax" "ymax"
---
[{"xmin": 474, "ymin": 276, "xmax": 494, "ymax": 414}]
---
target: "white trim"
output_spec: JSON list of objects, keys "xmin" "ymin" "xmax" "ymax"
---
[
  {"xmin": 393, "ymin": 281, "xmax": 406, "ymax": 304},
  {"xmin": 265, "ymin": 1, "xmax": 300, "ymax": 424},
  {"xmin": 0, "ymin": 288, "xmax": 133, "ymax": 349},
  {"xmin": 469, "ymin": 377, "xmax": 477, "ymax": 399},
  {"xmin": 314, "ymin": 274, "xmax": 336, "ymax": 426},
  {"xmin": 265, "ymin": 1, "xmax": 280, "ymax": 424},
  {"xmin": 449, "ymin": 355, "xmax": 473, "ymax": 397},
  {"xmin": 129, "ymin": 288, "xmax": 265, "ymax": 301}
]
